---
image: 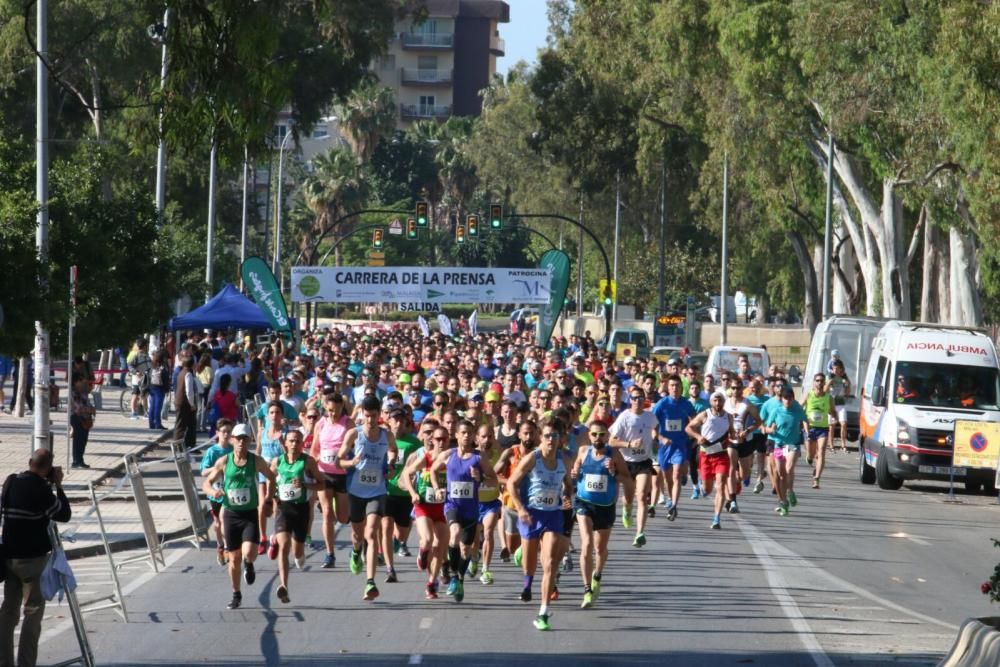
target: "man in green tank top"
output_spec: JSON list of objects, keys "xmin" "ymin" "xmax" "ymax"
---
[
  {"xmin": 382, "ymin": 408, "xmax": 423, "ymax": 583},
  {"xmin": 203, "ymin": 426, "xmax": 277, "ymax": 610},
  {"xmin": 267, "ymin": 429, "xmax": 321, "ymax": 604}
]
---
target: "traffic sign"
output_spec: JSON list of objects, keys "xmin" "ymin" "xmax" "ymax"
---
[
  {"xmin": 954, "ymin": 420, "xmax": 1000, "ymax": 469},
  {"xmin": 388, "ymin": 218, "xmax": 403, "ymax": 236},
  {"xmin": 368, "ymin": 250, "xmax": 385, "ymax": 267},
  {"xmin": 598, "ymin": 279, "xmax": 617, "ymax": 301}
]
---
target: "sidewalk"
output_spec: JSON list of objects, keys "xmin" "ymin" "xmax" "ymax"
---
[{"xmin": 0, "ymin": 395, "xmax": 204, "ymax": 559}]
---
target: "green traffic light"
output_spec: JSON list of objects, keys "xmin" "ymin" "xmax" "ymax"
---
[{"xmin": 604, "ymin": 297, "xmax": 612, "ymax": 305}]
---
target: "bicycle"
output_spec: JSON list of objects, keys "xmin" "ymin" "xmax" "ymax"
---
[{"xmin": 120, "ymin": 386, "xmax": 149, "ymax": 419}]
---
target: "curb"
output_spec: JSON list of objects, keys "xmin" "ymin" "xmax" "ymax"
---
[{"xmin": 64, "ymin": 521, "xmax": 207, "ymax": 561}]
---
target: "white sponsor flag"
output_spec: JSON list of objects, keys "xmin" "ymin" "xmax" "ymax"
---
[
  {"xmin": 437, "ymin": 313, "xmax": 454, "ymax": 337},
  {"xmin": 469, "ymin": 310, "xmax": 478, "ymax": 337},
  {"xmin": 417, "ymin": 316, "xmax": 431, "ymax": 337}
]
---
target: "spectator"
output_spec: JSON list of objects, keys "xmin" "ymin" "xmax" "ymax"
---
[
  {"xmin": 126, "ymin": 339, "xmax": 151, "ymax": 419},
  {"xmin": 70, "ymin": 373, "xmax": 95, "ymax": 469},
  {"xmin": 175, "ymin": 356, "xmax": 198, "ymax": 449},
  {"xmin": 147, "ymin": 350, "xmax": 169, "ymax": 431},
  {"xmin": 212, "ymin": 373, "xmax": 239, "ymax": 423},
  {"xmin": 1, "ymin": 449, "xmax": 72, "ymax": 667}
]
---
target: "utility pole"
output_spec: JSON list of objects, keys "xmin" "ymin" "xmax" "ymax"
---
[
  {"xmin": 659, "ymin": 152, "xmax": 667, "ymax": 314},
  {"xmin": 154, "ymin": 7, "xmax": 170, "ymax": 218},
  {"xmin": 821, "ymin": 132, "xmax": 835, "ymax": 319},
  {"xmin": 239, "ymin": 145, "xmax": 249, "ymax": 290},
  {"xmin": 205, "ymin": 134, "xmax": 217, "ymax": 302},
  {"xmin": 577, "ymin": 192, "xmax": 584, "ymax": 317},
  {"xmin": 34, "ymin": 0, "xmax": 51, "ymax": 452},
  {"xmin": 273, "ymin": 130, "xmax": 294, "ymax": 292},
  {"xmin": 720, "ymin": 152, "xmax": 729, "ymax": 346},
  {"xmin": 612, "ymin": 169, "xmax": 621, "ymax": 323}
]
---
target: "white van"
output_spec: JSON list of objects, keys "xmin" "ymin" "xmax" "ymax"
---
[
  {"xmin": 858, "ymin": 321, "xmax": 1000, "ymax": 492},
  {"xmin": 804, "ymin": 316, "xmax": 888, "ymax": 441},
  {"xmin": 705, "ymin": 346, "xmax": 770, "ymax": 379}
]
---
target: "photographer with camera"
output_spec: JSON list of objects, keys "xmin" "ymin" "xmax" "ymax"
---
[{"xmin": 1, "ymin": 449, "xmax": 72, "ymax": 667}]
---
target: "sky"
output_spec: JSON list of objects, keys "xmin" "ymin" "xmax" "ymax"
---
[{"xmin": 496, "ymin": 0, "xmax": 551, "ymax": 75}]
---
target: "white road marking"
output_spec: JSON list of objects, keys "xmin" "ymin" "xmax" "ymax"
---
[
  {"xmin": 737, "ymin": 519, "xmax": 835, "ymax": 667},
  {"xmin": 418, "ymin": 617, "xmax": 432, "ymax": 630}
]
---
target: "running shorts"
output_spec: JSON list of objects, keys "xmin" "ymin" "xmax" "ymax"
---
[
  {"xmin": 626, "ymin": 458, "xmax": 655, "ymax": 478},
  {"xmin": 274, "ymin": 501, "xmax": 309, "ymax": 542},
  {"xmin": 808, "ymin": 427, "xmax": 830, "ymax": 441},
  {"xmin": 503, "ymin": 507, "xmax": 519, "ymax": 535},
  {"xmin": 322, "ymin": 472, "xmax": 348, "ymax": 494},
  {"xmin": 222, "ymin": 508, "xmax": 260, "ymax": 552},
  {"xmin": 517, "ymin": 508, "xmax": 564, "ymax": 540},
  {"xmin": 444, "ymin": 507, "xmax": 478, "ymax": 545},
  {"xmin": 658, "ymin": 443, "xmax": 688, "ymax": 468},
  {"xmin": 574, "ymin": 498, "xmax": 616, "ymax": 531},
  {"xmin": 736, "ymin": 438, "xmax": 755, "ymax": 460},
  {"xmin": 386, "ymin": 494, "xmax": 414, "ymax": 528},
  {"xmin": 478, "ymin": 499, "xmax": 502, "ymax": 524},
  {"xmin": 698, "ymin": 451, "xmax": 731, "ymax": 479},
  {"xmin": 209, "ymin": 501, "xmax": 223, "ymax": 519},
  {"xmin": 348, "ymin": 493, "xmax": 386, "ymax": 523},
  {"xmin": 413, "ymin": 501, "xmax": 447, "ymax": 523},
  {"xmin": 750, "ymin": 433, "xmax": 768, "ymax": 454},
  {"xmin": 835, "ymin": 406, "xmax": 847, "ymax": 423}
]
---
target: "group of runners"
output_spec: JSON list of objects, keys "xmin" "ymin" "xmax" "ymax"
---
[{"xmin": 195, "ymin": 325, "xmax": 845, "ymax": 631}]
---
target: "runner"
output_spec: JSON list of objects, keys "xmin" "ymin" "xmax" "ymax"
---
[
  {"xmin": 685, "ymin": 392, "xmax": 735, "ymax": 529},
  {"xmin": 826, "ymin": 360, "xmax": 851, "ymax": 452},
  {"xmin": 202, "ymin": 425, "xmax": 277, "ymax": 610},
  {"xmin": 338, "ymin": 395, "xmax": 399, "ymax": 601},
  {"xmin": 802, "ymin": 374, "xmax": 838, "ymax": 489},
  {"xmin": 762, "ymin": 386, "xmax": 809, "ymax": 515},
  {"xmin": 474, "ymin": 423, "xmax": 503, "ymax": 585},
  {"xmin": 608, "ymin": 386, "xmax": 657, "ymax": 547},
  {"xmin": 571, "ymin": 422, "xmax": 628, "ymax": 608},
  {"xmin": 400, "ymin": 421, "xmax": 450, "ymax": 599},
  {"xmin": 651, "ymin": 376, "xmax": 695, "ymax": 521},
  {"xmin": 507, "ymin": 417, "xmax": 573, "ymax": 631},
  {"xmin": 429, "ymin": 420, "xmax": 498, "ymax": 603},
  {"xmin": 310, "ymin": 392, "xmax": 351, "ymax": 568},
  {"xmin": 724, "ymin": 379, "xmax": 759, "ymax": 514},
  {"xmin": 200, "ymin": 418, "xmax": 236, "ymax": 565},
  {"xmin": 383, "ymin": 407, "xmax": 422, "ymax": 581},
  {"xmin": 257, "ymin": 401, "xmax": 288, "ymax": 558},
  {"xmin": 495, "ymin": 421, "xmax": 537, "ymax": 566},
  {"xmin": 267, "ymin": 429, "xmax": 321, "ymax": 603},
  {"xmin": 744, "ymin": 378, "xmax": 771, "ymax": 494}
]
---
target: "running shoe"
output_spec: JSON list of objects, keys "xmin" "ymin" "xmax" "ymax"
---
[
  {"xmin": 417, "ymin": 549, "xmax": 428, "ymax": 572},
  {"xmin": 622, "ymin": 507, "xmax": 633, "ymax": 529},
  {"xmin": 385, "ymin": 568, "xmax": 398, "ymax": 583},
  {"xmin": 227, "ymin": 592, "xmax": 242, "ymax": 610},
  {"xmin": 724, "ymin": 500, "xmax": 732, "ymax": 513},
  {"xmin": 446, "ymin": 576, "xmax": 459, "ymax": 597},
  {"xmin": 591, "ymin": 576, "xmax": 601, "ymax": 600},
  {"xmin": 753, "ymin": 480, "xmax": 765, "ymax": 494},
  {"xmin": 322, "ymin": 553, "xmax": 335, "ymax": 569},
  {"xmin": 216, "ymin": 546, "xmax": 226, "ymax": 566},
  {"xmin": 425, "ymin": 582, "xmax": 439, "ymax": 600},
  {"xmin": 513, "ymin": 546, "xmax": 523, "ymax": 568},
  {"xmin": 533, "ymin": 614, "xmax": 551, "ymax": 631},
  {"xmin": 454, "ymin": 579, "xmax": 465, "ymax": 603},
  {"xmin": 500, "ymin": 547, "xmax": 510, "ymax": 562},
  {"xmin": 398, "ymin": 543, "xmax": 412, "ymax": 558},
  {"xmin": 658, "ymin": 496, "xmax": 669, "ymax": 507},
  {"xmin": 480, "ymin": 570, "xmax": 494, "ymax": 585},
  {"xmin": 743, "ymin": 478, "xmax": 750, "ymax": 488},
  {"xmin": 363, "ymin": 581, "xmax": 379, "ymax": 601},
  {"xmin": 305, "ymin": 534, "xmax": 313, "ymax": 547},
  {"xmin": 667, "ymin": 506, "xmax": 677, "ymax": 522},
  {"xmin": 257, "ymin": 536, "xmax": 268, "ymax": 556},
  {"xmin": 729, "ymin": 500, "xmax": 740, "ymax": 514},
  {"xmin": 243, "ymin": 561, "xmax": 256, "ymax": 585},
  {"xmin": 349, "ymin": 550, "xmax": 362, "ymax": 575},
  {"xmin": 377, "ymin": 552, "xmax": 385, "ymax": 567},
  {"xmin": 647, "ymin": 506, "xmax": 656, "ymax": 518},
  {"xmin": 293, "ymin": 556, "xmax": 305, "ymax": 570},
  {"xmin": 276, "ymin": 585, "xmax": 289, "ymax": 604},
  {"xmin": 812, "ymin": 478, "xmax": 820, "ymax": 489},
  {"xmin": 392, "ymin": 538, "xmax": 400, "ymax": 554},
  {"xmin": 561, "ymin": 554, "xmax": 573, "ymax": 573},
  {"xmin": 633, "ymin": 533, "xmax": 646, "ymax": 548},
  {"xmin": 520, "ymin": 587, "xmax": 532, "ymax": 602},
  {"xmin": 788, "ymin": 490, "xmax": 798, "ymax": 507},
  {"xmin": 711, "ymin": 516, "xmax": 721, "ymax": 530},
  {"xmin": 691, "ymin": 486, "xmax": 701, "ymax": 500},
  {"xmin": 467, "ymin": 560, "xmax": 479, "ymax": 577},
  {"xmin": 268, "ymin": 539, "xmax": 279, "ymax": 560},
  {"xmin": 806, "ymin": 457, "xmax": 814, "ymax": 466},
  {"xmin": 581, "ymin": 591, "xmax": 594, "ymax": 608},
  {"xmin": 776, "ymin": 503, "xmax": 789, "ymax": 516}
]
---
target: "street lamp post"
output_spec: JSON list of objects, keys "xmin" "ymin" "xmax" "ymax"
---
[
  {"xmin": 152, "ymin": 8, "xmax": 170, "ymax": 218},
  {"xmin": 273, "ymin": 129, "xmax": 294, "ymax": 291}
]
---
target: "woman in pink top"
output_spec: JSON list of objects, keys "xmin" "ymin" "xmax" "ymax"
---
[{"xmin": 311, "ymin": 392, "xmax": 351, "ymax": 568}]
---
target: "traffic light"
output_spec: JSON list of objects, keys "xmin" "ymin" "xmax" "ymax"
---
[
  {"xmin": 456, "ymin": 223, "xmax": 466, "ymax": 244},
  {"xmin": 372, "ymin": 228, "xmax": 384, "ymax": 249},
  {"xmin": 406, "ymin": 217, "xmax": 418, "ymax": 240},
  {"xmin": 467, "ymin": 214, "xmax": 479, "ymax": 237},
  {"xmin": 603, "ymin": 290, "xmax": 613, "ymax": 307},
  {"xmin": 415, "ymin": 201, "xmax": 429, "ymax": 227},
  {"xmin": 489, "ymin": 204, "xmax": 503, "ymax": 230}
]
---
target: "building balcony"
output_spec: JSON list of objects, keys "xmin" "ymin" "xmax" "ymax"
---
[
  {"xmin": 490, "ymin": 34, "xmax": 505, "ymax": 56},
  {"xmin": 401, "ymin": 68, "xmax": 453, "ymax": 86},
  {"xmin": 401, "ymin": 32, "xmax": 454, "ymax": 50},
  {"xmin": 400, "ymin": 103, "xmax": 452, "ymax": 121}
]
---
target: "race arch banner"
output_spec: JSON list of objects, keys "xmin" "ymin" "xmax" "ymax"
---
[{"xmin": 291, "ymin": 266, "xmax": 552, "ymax": 305}]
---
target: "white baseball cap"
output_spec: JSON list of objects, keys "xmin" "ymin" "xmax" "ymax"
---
[{"xmin": 232, "ymin": 424, "xmax": 251, "ymax": 439}]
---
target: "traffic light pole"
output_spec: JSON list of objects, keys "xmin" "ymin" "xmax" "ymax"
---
[
  {"xmin": 505, "ymin": 213, "xmax": 613, "ymax": 337},
  {"xmin": 293, "ymin": 208, "xmax": 411, "ymax": 266}
]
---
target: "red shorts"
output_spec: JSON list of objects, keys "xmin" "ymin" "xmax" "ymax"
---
[
  {"xmin": 413, "ymin": 501, "xmax": 446, "ymax": 523},
  {"xmin": 699, "ymin": 451, "xmax": 731, "ymax": 479}
]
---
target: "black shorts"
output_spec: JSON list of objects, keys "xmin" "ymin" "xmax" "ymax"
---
[
  {"xmin": 348, "ymin": 493, "xmax": 386, "ymax": 524},
  {"xmin": 626, "ymin": 459, "xmax": 655, "ymax": 478},
  {"xmin": 274, "ymin": 501, "xmax": 310, "ymax": 542},
  {"xmin": 561, "ymin": 507, "xmax": 575, "ymax": 538},
  {"xmin": 444, "ymin": 508, "xmax": 477, "ymax": 545},
  {"xmin": 323, "ymin": 473, "xmax": 348, "ymax": 494},
  {"xmin": 386, "ymin": 494, "xmax": 414, "ymax": 528},
  {"xmin": 210, "ymin": 502, "xmax": 222, "ymax": 519},
  {"xmin": 574, "ymin": 498, "xmax": 616, "ymax": 531},
  {"xmin": 737, "ymin": 439, "xmax": 756, "ymax": 459},
  {"xmin": 223, "ymin": 508, "xmax": 260, "ymax": 552},
  {"xmin": 750, "ymin": 433, "xmax": 768, "ymax": 454}
]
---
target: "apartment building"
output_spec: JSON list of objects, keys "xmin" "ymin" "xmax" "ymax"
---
[{"xmin": 375, "ymin": 0, "xmax": 510, "ymax": 127}]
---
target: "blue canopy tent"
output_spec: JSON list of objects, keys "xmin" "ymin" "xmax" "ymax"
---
[{"xmin": 168, "ymin": 283, "xmax": 290, "ymax": 331}]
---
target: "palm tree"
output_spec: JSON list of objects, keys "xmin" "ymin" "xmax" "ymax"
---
[
  {"xmin": 338, "ymin": 80, "xmax": 397, "ymax": 164},
  {"xmin": 300, "ymin": 146, "xmax": 368, "ymax": 267}
]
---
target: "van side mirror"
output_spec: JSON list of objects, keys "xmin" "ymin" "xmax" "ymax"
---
[{"xmin": 871, "ymin": 386, "xmax": 885, "ymax": 407}]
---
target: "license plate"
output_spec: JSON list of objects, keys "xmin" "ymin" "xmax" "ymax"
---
[{"xmin": 918, "ymin": 465, "xmax": 966, "ymax": 476}]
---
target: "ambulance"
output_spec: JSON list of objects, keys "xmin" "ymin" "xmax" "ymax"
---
[{"xmin": 858, "ymin": 321, "xmax": 1000, "ymax": 492}]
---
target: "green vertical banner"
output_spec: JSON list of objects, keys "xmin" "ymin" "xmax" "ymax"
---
[
  {"xmin": 535, "ymin": 249, "xmax": 571, "ymax": 349},
  {"xmin": 241, "ymin": 257, "xmax": 292, "ymax": 336}
]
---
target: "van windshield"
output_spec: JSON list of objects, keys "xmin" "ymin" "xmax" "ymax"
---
[
  {"xmin": 714, "ymin": 351, "xmax": 767, "ymax": 375},
  {"xmin": 894, "ymin": 361, "xmax": 1000, "ymax": 410}
]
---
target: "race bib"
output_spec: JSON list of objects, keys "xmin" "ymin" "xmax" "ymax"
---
[
  {"xmin": 320, "ymin": 451, "xmax": 338, "ymax": 464},
  {"xmin": 700, "ymin": 442, "xmax": 724, "ymax": 455},
  {"xmin": 450, "ymin": 481, "xmax": 474, "ymax": 499},
  {"xmin": 278, "ymin": 483, "xmax": 302, "ymax": 501},
  {"xmin": 583, "ymin": 474, "xmax": 607, "ymax": 494},
  {"xmin": 665, "ymin": 419, "xmax": 682, "ymax": 432},
  {"xmin": 227, "ymin": 487, "xmax": 251, "ymax": 505},
  {"xmin": 630, "ymin": 444, "xmax": 648, "ymax": 458},
  {"xmin": 424, "ymin": 486, "xmax": 444, "ymax": 504},
  {"xmin": 531, "ymin": 492, "xmax": 558, "ymax": 509},
  {"xmin": 358, "ymin": 469, "xmax": 381, "ymax": 487},
  {"xmin": 809, "ymin": 410, "xmax": 825, "ymax": 423}
]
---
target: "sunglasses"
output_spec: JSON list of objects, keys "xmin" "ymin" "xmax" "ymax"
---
[
  {"xmin": 589, "ymin": 431, "xmax": 607, "ymax": 436},
  {"xmin": 542, "ymin": 433, "xmax": 560, "ymax": 440},
  {"xmin": 305, "ymin": 414, "xmax": 318, "ymax": 419}
]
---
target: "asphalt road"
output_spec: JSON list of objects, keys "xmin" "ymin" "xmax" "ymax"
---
[{"xmin": 31, "ymin": 450, "xmax": 999, "ymax": 667}]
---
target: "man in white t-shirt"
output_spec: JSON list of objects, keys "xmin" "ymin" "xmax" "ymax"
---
[{"xmin": 608, "ymin": 387, "xmax": 658, "ymax": 548}]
